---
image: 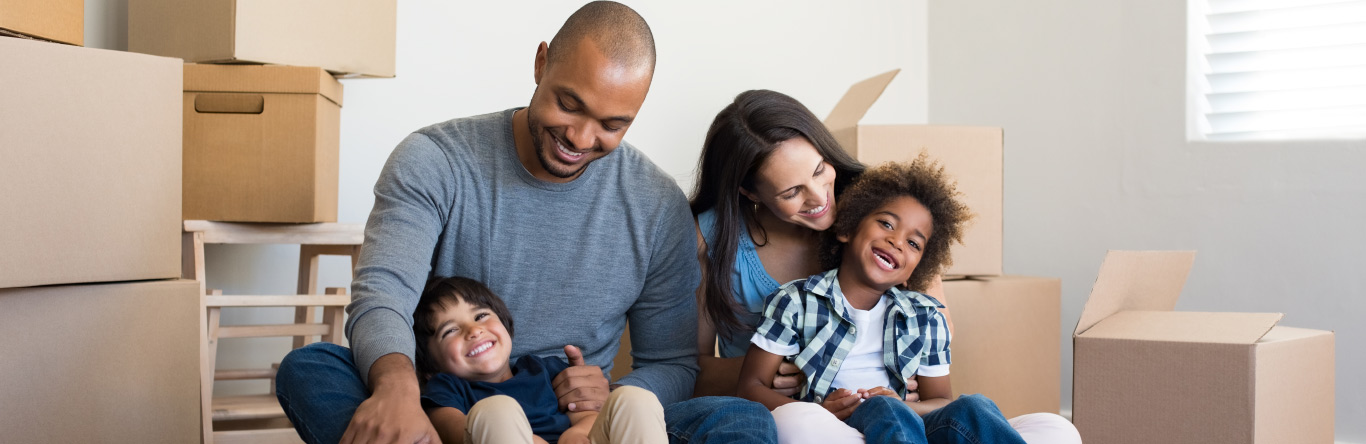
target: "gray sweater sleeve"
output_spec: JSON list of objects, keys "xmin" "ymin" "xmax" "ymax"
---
[
  {"xmin": 345, "ymin": 134, "xmax": 453, "ymax": 383},
  {"xmin": 614, "ymin": 189, "xmax": 701, "ymax": 405}
]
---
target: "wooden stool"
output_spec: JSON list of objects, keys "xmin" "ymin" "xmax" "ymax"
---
[{"xmin": 182, "ymin": 220, "xmax": 364, "ymax": 444}]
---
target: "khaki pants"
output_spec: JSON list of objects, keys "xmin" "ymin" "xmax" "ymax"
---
[{"xmin": 465, "ymin": 385, "xmax": 667, "ymax": 444}]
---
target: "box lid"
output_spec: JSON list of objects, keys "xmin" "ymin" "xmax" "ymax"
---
[
  {"xmin": 1074, "ymin": 250, "xmax": 1196, "ymax": 336},
  {"xmin": 824, "ymin": 69, "xmax": 899, "ymax": 133},
  {"xmin": 183, "ymin": 64, "xmax": 343, "ymax": 107},
  {"xmin": 1080, "ymin": 310, "xmax": 1282, "ymax": 344}
]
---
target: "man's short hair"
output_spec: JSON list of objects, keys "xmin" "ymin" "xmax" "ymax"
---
[{"xmin": 548, "ymin": 1, "xmax": 656, "ymax": 71}]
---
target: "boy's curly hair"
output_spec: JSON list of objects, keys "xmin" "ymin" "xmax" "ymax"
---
[{"xmin": 819, "ymin": 152, "xmax": 973, "ymax": 292}]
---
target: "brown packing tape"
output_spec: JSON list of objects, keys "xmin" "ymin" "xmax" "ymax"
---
[{"xmin": 195, "ymin": 93, "xmax": 265, "ymax": 114}]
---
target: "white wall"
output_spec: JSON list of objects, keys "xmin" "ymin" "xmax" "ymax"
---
[
  {"xmin": 86, "ymin": 0, "xmax": 930, "ymax": 396},
  {"xmin": 928, "ymin": 1, "xmax": 1365, "ymax": 441}
]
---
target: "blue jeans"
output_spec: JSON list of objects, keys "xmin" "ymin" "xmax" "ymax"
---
[
  {"xmin": 844, "ymin": 394, "xmax": 1025, "ymax": 444},
  {"xmin": 276, "ymin": 343, "xmax": 778, "ymax": 444}
]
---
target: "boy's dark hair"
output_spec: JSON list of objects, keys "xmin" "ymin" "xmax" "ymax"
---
[
  {"xmin": 819, "ymin": 153, "xmax": 973, "ymax": 292},
  {"xmin": 413, "ymin": 276, "xmax": 515, "ymax": 380}
]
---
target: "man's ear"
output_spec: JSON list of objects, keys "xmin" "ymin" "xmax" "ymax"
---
[{"xmin": 533, "ymin": 41, "xmax": 549, "ymax": 85}]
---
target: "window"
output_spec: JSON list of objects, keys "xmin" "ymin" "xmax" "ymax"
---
[{"xmin": 1189, "ymin": 0, "xmax": 1366, "ymax": 141}]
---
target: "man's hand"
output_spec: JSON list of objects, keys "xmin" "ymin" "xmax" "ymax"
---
[
  {"xmin": 553, "ymin": 345, "xmax": 609, "ymax": 412},
  {"xmin": 340, "ymin": 354, "xmax": 440, "ymax": 444},
  {"xmin": 772, "ymin": 361, "xmax": 805, "ymax": 397},
  {"xmin": 819, "ymin": 388, "xmax": 861, "ymax": 420},
  {"xmin": 903, "ymin": 377, "xmax": 921, "ymax": 402}
]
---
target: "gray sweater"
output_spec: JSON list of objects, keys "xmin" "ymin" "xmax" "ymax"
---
[{"xmin": 345, "ymin": 108, "xmax": 700, "ymax": 406}]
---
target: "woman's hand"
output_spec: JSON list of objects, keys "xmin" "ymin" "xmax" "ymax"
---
[
  {"xmin": 903, "ymin": 377, "xmax": 920, "ymax": 402},
  {"xmin": 772, "ymin": 361, "xmax": 805, "ymax": 397},
  {"xmin": 858, "ymin": 386, "xmax": 898, "ymax": 400}
]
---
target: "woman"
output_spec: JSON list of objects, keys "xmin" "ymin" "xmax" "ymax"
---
[{"xmin": 688, "ymin": 89, "xmax": 1079, "ymax": 444}]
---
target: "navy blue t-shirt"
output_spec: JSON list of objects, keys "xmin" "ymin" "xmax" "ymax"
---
[{"xmin": 421, "ymin": 355, "xmax": 573, "ymax": 442}]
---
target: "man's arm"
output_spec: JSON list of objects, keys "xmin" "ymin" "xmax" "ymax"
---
[
  {"xmin": 341, "ymin": 134, "xmax": 454, "ymax": 443},
  {"xmin": 346, "ymin": 133, "xmax": 453, "ymax": 383},
  {"xmin": 614, "ymin": 194, "xmax": 701, "ymax": 406}
]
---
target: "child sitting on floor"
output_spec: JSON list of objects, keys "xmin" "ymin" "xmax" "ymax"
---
[
  {"xmin": 414, "ymin": 276, "xmax": 667, "ymax": 444},
  {"xmin": 738, "ymin": 154, "xmax": 1024, "ymax": 444}
]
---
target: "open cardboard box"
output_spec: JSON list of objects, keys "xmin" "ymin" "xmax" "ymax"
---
[
  {"xmin": 183, "ymin": 63, "xmax": 343, "ymax": 223},
  {"xmin": 0, "ymin": 0, "xmax": 82, "ymax": 45},
  {"xmin": 1072, "ymin": 251, "xmax": 1334, "ymax": 444},
  {"xmin": 129, "ymin": 0, "xmax": 396, "ymax": 77},
  {"xmin": 823, "ymin": 70, "xmax": 1003, "ymax": 277}
]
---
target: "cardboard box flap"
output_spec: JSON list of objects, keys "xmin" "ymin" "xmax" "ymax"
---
[
  {"xmin": 1074, "ymin": 250, "xmax": 1197, "ymax": 336},
  {"xmin": 823, "ymin": 69, "xmax": 899, "ymax": 132},
  {"xmin": 183, "ymin": 64, "xmax": 343, "ymax": 107},
  {"xmin": 1080, "ymin": 310, "xmax": 1283, "ymax": 344}
]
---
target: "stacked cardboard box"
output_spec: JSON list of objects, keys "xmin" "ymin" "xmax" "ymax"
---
[
  {"xmin": 0, "ymin": 0, "xmax": 82, "ymax": 45},
  {"xmin": 0, "ymin": 37, "xmax": 200, "ymax": 443},
  {"xmin": 822, "ymin": 70, "xmax": 1061, "ymax": 417},
  {"xmin": 1072, "ymin": 251, "xmax": 1334, "ymax": 444},
  {"xmin": 127, "ymin": 0, "xmax": 396, "ymax": 223}
]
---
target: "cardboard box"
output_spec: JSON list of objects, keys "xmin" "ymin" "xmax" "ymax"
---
[
  {"xmin": 128, "ymin": 0, "xmax": 396, "ymax": 77},
  {"xmin": 0, "ymin": 38, "xmax": 182, "ymax": 289},
  {"xmin": 183, "ymin": 64, "xmax": 343, "ymax": 223},
  {"xmin": 824, "ymin": 70, "xmax": 1003, "ymax": 277},
  {"xmin": 943, "ymin": 275, "xmax": 1060, "ymax": 418},
  {"xmin": 0, "ymin": 279, "xmax": 201, "ymax": 443},
  {"xmin": 1072, "ymin": 251, "xmax": 1335, "ymax": 444},
  {"xmin": 0, "ymin": 0, "xmax": 82, "ymax": 45}
]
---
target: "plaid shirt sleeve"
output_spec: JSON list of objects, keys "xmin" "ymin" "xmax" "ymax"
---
[
  {"xmin": 920, "ymin": 307, "xmax": 952, "ymax": 367},
  {"xmin": 753, "ymin": 284, "xmax": 805, "ymax": 353}
]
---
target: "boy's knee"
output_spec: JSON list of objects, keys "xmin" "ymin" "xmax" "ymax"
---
[
  {"xmin": 943, "ymin": 394, "xmax": 1003, "ymax": 420},
  {"xmin": 469, "ymin": 394, "xmax": 522, "ymax": 418}
]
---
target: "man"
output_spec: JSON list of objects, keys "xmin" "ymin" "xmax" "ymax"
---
[{"xmin": 275, "ymin": 2, "xmax": 777, "ymax": 443}]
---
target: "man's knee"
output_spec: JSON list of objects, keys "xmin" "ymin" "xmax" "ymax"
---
[{"xmin": 277, "ymin": 342, "xmax": 353, "ymax": 390}]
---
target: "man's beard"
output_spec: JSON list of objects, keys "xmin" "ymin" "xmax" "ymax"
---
[{"xmin": 527, "ymin": 110, "xmax": 586, "ymax": 179}]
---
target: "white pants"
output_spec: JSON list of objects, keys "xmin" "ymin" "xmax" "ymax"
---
[{"xmin": 771, "ymin": 402, "xmax": 1082, "ymax": 444}]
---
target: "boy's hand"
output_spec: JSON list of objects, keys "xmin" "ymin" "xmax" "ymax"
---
[
  {"xmin": 773, "ymin": 361, "xmax": 805, "ymax": 397},
  {"xmin": 553, "ymin": 345, "xmax": 609, "ymax": 412},
  {"xmin": 557, "ymin": 427, "xmax": 591, "ymax": 444},
  {"xmin": 859, "ymin": 386, "xmax": 898, "ymax": 400},
  {"xmin": 820, "ymin": 388, "xmax": 861, "ymax": 420}
]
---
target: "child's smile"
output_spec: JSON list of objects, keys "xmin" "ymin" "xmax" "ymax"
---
[
  {"xmin": 426, "ymin": 299, "xmax": 514, "ymax": 383},
  {"xmin": 838, "ymin": 196, "xmax": 934, "ymax": 297}
]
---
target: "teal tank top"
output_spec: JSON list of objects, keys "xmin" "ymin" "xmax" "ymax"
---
[{"xmin": 697, "ymin": 209, "xmax": 782, "ymax": 358}]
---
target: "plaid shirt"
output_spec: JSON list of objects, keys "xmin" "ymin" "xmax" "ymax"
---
[{"xmin": 753, "ymin": 269, "xmax": 951, "ymax": 403}]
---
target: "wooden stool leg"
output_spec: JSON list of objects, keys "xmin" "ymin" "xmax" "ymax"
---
[
  {"xmin": 204, "ymin": 288, "xmax": 222, "ymax": 444},
  {"xmin": 293, "ymin": 245, "xmax": 324, "ymax": 349}
]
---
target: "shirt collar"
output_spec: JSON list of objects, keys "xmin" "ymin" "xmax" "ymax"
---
[{"xmin": 805, "ymin": 269, "xmax": 944, "ymax": 312}]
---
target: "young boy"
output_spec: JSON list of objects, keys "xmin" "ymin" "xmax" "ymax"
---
[
  {"xmin": 737, "ymin": 154, "xmax": 1024, "ymax": 444},
  {"xmin": 414, "ymin": 277, "xmax": 667, "ymax": 444}
]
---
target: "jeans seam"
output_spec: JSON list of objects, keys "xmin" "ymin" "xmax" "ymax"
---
[{"xmin": 276, "ymin": 388, "xmax": 317, "ymax": 444}]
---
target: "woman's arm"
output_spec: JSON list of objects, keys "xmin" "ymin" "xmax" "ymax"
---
[
  {"xmin": 905, "ymin": 374, "xmax": 953, "ymax": 416},
  {"xmin": 427, "ymin": 406, "xmax": 467, "ymax": 444}
]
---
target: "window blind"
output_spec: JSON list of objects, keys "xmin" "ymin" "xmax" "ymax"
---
[{"xmin": 1198, "ymin": 0, "xmax": 1366, "ymax": 140}]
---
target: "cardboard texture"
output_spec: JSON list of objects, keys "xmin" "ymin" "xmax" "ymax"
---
[
  {"xmin": 0, "ymin": 280, "xmax": 201, "ymax": 443},
  {"xmin": 825, "ymin": 70, "xmax": 1003, "ymax": 277},
  {"xmin": 183, "ymin": 64, "xmax": 343, "ymax": 223},
  {"xmin": 1072, "ymin": 251, "xmax": 1335, "ymax": 444},
  {"xmin": 943, "ymin": 275, "xmax": 1061, "ymax": 418},
  {"xmin": 0, "ymin": 38, "xmax": 182, "ymax": 289},
  {"xmin": 0, "ymin": 0, "xmax": 81, "ymax": 45},
  {"xmin": 128, "ymin": 0, "xmax": 396, "ymax": 77}
]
